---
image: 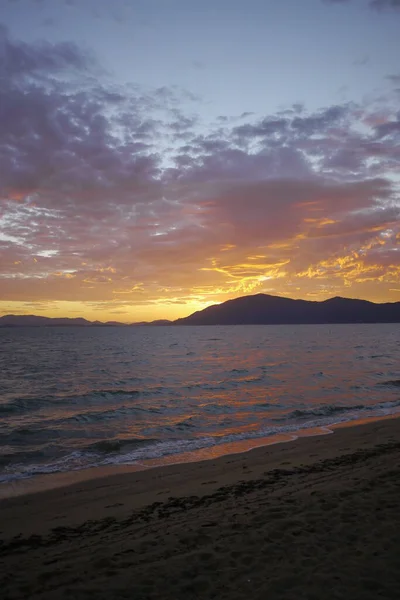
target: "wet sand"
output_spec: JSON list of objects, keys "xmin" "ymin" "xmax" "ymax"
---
[{"xmin": 1, "ymin": 416, "xmax": 400, "ymax": 599}]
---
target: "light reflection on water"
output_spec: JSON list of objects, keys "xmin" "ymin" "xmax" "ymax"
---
[{"xmin": 0, "ymin": 323, "xmax": 399, "ymax": 483}]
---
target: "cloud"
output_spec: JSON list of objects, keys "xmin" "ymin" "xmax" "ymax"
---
[
  {"xmin": 0, "ymin": 26, "xmax": 178, "ymax": 212},
  {"xmin": 231, "ymin": 106, "xmax": 347, "ymax": 144},
  {"xmin": 386, "ymin": 74, "xmax": 400, "ymax": 85},
  {"xmin": 192, "ymin": 60, "xmax": 206, "ymax": 70},
  {"xmin": 0, "ymin": 24, "xmax": 93, "ymax": 78},
  {"xmin": 41, "ymin": 17, "xmax": 57, "ymax": 27},
  {"xmin": 1, "ymin": 28, "xmax": 399, "ymax": 315},
  {"xmin": 353, "ymin": 54, "xmax": 370, "ymax": 66},
  {"xmin": 369, "ymin": 0, "xmax": 400, "ymax": 8},
  {"xmin": 324, "ymin": 0, "xmax": 400, "ymax": 8},
  {"xmin": 374, "ymin": 120, "xmax": 400, "ymax": 138}
]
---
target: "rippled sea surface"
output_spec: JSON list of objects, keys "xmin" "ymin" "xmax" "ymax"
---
[{"xmin": 1, "ymin": 324, "xmax": 400, "ymax": 484}]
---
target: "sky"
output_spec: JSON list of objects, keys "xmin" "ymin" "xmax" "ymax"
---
[{"xmin": 0, "ymin": 0, "xmax": 399, "ymax": 323}]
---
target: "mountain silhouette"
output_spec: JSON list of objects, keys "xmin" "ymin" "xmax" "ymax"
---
[
  {"xmin": 0, "ymin": 315, "xmax": 122, "ymax": 327},
  {"xmin": 1, "ymin": 295, "xmax": 399, "ymax": 327},
  {"xmin": 0, "ymin": 315, "xmax": 172, "ymax": 327},
  {"xmin": 174, "ymin": 294, "xmax": 400, "ymax": 325}
]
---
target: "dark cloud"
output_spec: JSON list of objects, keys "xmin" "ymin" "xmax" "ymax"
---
[
  {"xmin": 181, "ymin": 144, "xmax": 311, "ymax": 183},
  {"xmin": 369, "ymin": 0, "xmax": 400, "ymax": 9},
  {"xmin": 0, "ymin": 24, "xmax": 94, "ymax": 78},
  {"xmin": 291, "ymin": 105, "xmax": 347, "ymax": 134},
  {"xmin": 233, "ymin": 118, "xmax": 288, "ymax": 140},
  {"xmin": 41, "ymin": 17, "xmax": 56, "ymax": 27},
  {"xmin": 0, "ymin": 81, "xmax": 161, "ymax": 204},
  {"xmin": 0, "ymin": 27, "xmax": 184, "ymax": 213},
  {"xmin": 353, "ymin": 55, "xmax": 370, "ymax": 66},
  {"xmin": 192, "ymin": 60, "xmax": 205, "ymax": 70},
  {"xmin": 324, "ymin": 0, "xmax": 400, "ymax": 8},
  {"xmin": 386, "ymin": 74, "xmax": 400, "ymax": 84},
  {"xmin": 231, "ymin": 106, "xmax": 347, "ymax": 146},
  {"xmin": 374, "ymin": 120, "xmax": 400, "ymax": 138},
  {"xmin": 324, "ymin": 147, "xmax": 365, "ymax": 172},
  {"xmin": 168, "ymin": 112, "xmax": 198, "ymax": 134}
]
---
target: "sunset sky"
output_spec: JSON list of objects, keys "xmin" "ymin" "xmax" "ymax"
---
[{"xmin": 0, "ymin": 0, "xmax": 399, "ymax": 322}]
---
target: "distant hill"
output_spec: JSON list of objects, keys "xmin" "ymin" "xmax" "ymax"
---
[
  {"xmin": 0, "ymin": 315, "xmax": 172, "ymax": 327},
  {"xmin": 174, "ymin": 294, "xmax": 400, "ymax": 325},
  {"xmin": 1, "ymin": 295, "xmax": 399, "ymax": 327},
  {"xmin": 0, "ymin": 315, "xmax": 126, "ymax": 327},
  {"xmin": 130, "ymin": 319, "xmax": 172, "ymax": 326}
]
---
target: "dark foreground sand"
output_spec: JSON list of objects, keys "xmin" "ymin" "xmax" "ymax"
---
[{"xmin": 1, "ymin": 416, "xmax": 400, "ymax": 599}]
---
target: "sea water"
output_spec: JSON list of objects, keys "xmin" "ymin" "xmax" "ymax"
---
[{"xmin": 1, "ymin": 324, "xmax": 399, "ymax": 486}]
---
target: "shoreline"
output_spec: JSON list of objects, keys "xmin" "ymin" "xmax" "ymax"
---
[
  {"xmin": 1, "ymin": 414, "xmax": 399, "ymax": 599},
  {"xmin": 0, "ymin": 413, "xmax": 398, "ymax": 529},
  {"xmin": 1, "ymin": 412, "xmax": 397, "ymax": 502}
]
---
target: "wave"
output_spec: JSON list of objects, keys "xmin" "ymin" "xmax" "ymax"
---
[
  {"xmin": 0, "ymin": 388, "xmax": 160, "ymax": 416},
  {"xmin": 239, "ymin": 375, "xmax": 266, "ymax": 384},
  {"xmin": 0, "ymin": 435, "xmax": 160, "ymax": 468},
  {"xmin": 255, "ymin": 402, "xmax": 278, "ymax": 409},
  {"xmin": 0, "ymin": 448, "xmax": 54, "ymax": 468},
  {"xmin": 378, "ymin": 379, "xmax": 400, "ymax": 388},
  {"xmin": 280, "ymin": 398, "xmax": 400, "ymax": 422},
  {"xmin": 65, "ymin": 404, "xmax": 161, "ymax": 424},
  {"xmin": 88, "ymin": 437, "xmax": 158, "ymax": 454},
  {"xmin": 185, "ymin": 375, "xmax": 266, "ymax": 391},
  {"xmin": 283, "ymin": 404, "xmax": 365, "ymax": 420},
  {"xmin": 3, "ymin": 397, "xmax": 400, "ymax": 483},
  {"xmin": 374, "ymin": 399, "xmax": 400, "ymax": 411},
  {"xmin": 185, "ymin": 382, "xmax": 230, "ymax": 391},
  {"xmin": 0, "ymin": 450, "xmax": 91, "ymax": 482},
  {"xmin": 200, "ymin": 403, "xmax": 237, "ymax": 414},
  {"xmin": 0, "ymin": 426, "xmax": 77, "ymax": 447}
]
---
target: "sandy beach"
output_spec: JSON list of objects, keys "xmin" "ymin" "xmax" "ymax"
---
[{"xmin": 1, "ymin": 416, "xmax": 400, "ymax": 599}]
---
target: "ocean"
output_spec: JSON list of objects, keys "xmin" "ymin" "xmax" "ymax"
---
[{"xmin": 1, "ymin": 324, "xmax": 399, "ymax": 490}]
